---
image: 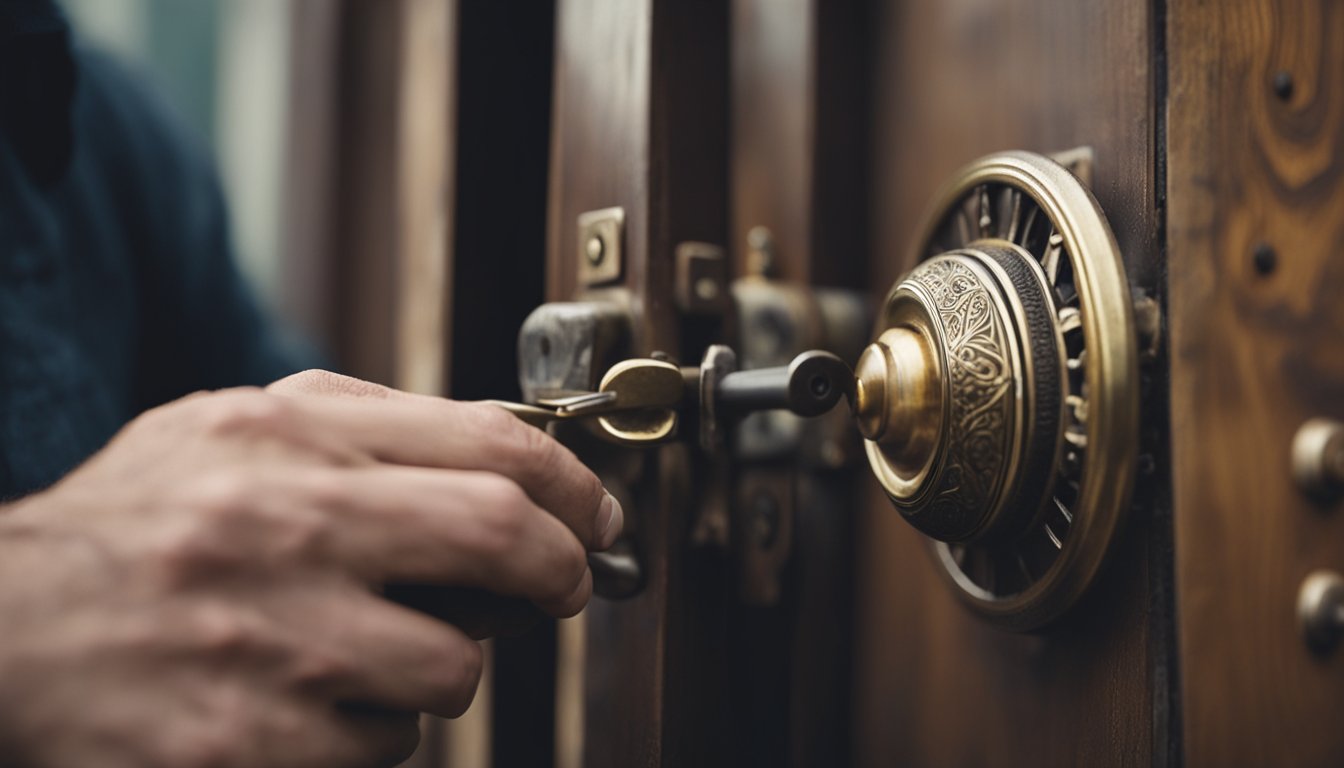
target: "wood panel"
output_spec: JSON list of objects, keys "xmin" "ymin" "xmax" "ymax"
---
[
  {"xmin": 856, "ymin": 0, "xmax": 1169, "ymax": 765},
  {"xmin": 548, "ymin": 1, "xmax": 729, "ymax": 766},
  {"xmin": 1167, "ymin": 0, "xmax": 1344, "ymax": 765}
]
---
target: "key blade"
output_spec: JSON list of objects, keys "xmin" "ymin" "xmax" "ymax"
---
[
  {"xmin": 538, "ymin": 390, "xmax": 619, "ymax": 416},
  {"xmin": 484, "ymin": 400, "xmax": 565, "ymax": 428}
]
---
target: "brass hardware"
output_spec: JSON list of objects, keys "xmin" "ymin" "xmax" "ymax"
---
[
  {"xmin": 577, "ymin": 207, "xmax": 624, "ymax": 286},
  {"xmin": 1132, "ymin": 290, "xmax": 1163, "ymax": 364},
  {"xmin": 861, "ymin": 150, "xmax": 1139, "ymax": 630},
  {"xmin": 858, "ymin": 246, "xmax": 1061, "ymax": 544},
  {"xmin": 1292, "ymin": 419, "xmax": 1344, "ymax": 502},
  {"xmin": 594, "ymin": 359, "xmax": 685, "ymax": 443},
  {"xmin": 485, "ymin": 391, "xmax": 619, "ymax": 428},
  {"xmin": 587, "ymin": 547, "xmax": 644, "ymax": 599},
  {"xmin": 675, "ymin": 242, "xmax": 730, "ymax": 315},
  {"xmin": 517, "ymin": 301, "xmax": 630, "ymax": 403},
  {"xmin": 1297, "ymin": 570, "xmax": 1344, "ymax": 654}
]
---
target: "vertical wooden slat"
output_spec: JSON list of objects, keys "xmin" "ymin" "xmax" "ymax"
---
[
  {"xmin": 281, "ymin": 0, "xmax": 340, "ymax": 353},
  {"xmin": 328, "ymin": 1, "xmax": 405, "ymax": 384},
  {"xmin": 1168, "ymin": 0, "xmax": 1344, "ymax": 765},
  {"xmin": 548, "ymin": 1, "xmax": 729, "ymax": 765},
  {"xmin": 393, "ymin": 0, "xmax": 453, "ymax": 397}
]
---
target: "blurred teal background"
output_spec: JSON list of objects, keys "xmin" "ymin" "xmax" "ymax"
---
[{"xmin": 62, "ymin": 0, "xmax": 295, "ymax": 316}]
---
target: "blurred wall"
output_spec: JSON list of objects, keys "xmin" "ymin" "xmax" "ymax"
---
[{"xmin": 62, "ymin": 0, "xmax": 295, "ymax": 325}]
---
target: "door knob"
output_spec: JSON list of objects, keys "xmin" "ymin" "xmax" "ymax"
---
[{"xmin": 856, "ymin": 151, "xmax": 1140, "ymax": 630}]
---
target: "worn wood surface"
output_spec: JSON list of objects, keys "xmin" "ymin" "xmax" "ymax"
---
[
  {"xmin": 548, "ymin": 1, "xmax": 729, "ymax": 765},
  {"xmin": 1167, "ymin": 1, "xmax": 1344, "ymax": 765},
  {"xmin": 856, "ymin": 0, "xmax": 1168, "ymax": 765}
]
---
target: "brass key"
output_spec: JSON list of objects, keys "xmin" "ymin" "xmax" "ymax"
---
[{"xmin": 485, "ymin": 358, "xmax": 686, "ymax": 444}]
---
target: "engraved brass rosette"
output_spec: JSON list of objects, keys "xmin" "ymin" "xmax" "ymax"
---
[{"xmin": 858, "ymin": 151, "xmax": 1139, "ymax": 630}]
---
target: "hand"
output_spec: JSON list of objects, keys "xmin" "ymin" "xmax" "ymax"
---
[{"xmin": 0, "ymin": 370, "xmax": 621, "ymax": 768}]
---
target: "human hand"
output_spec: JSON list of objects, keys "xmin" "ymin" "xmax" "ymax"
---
[{"xmin": 0, "ymin": 370, "xmax": 621, "ymax": 768}]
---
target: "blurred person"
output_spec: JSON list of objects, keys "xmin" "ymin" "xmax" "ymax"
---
[{"xmin": 0, "ymin": 2, "xmax": 621, "ymax": 766}]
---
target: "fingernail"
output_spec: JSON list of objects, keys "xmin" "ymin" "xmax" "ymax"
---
[{"xmin": 595, "ymin": 491, "xmax": 624, "ymax": 550}]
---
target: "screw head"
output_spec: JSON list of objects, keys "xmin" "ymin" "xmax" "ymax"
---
[
  {"xmin": 693, "ymin": 276, "xmax": 719, "ymax": 302},
  {"xmin": 1252, "ymin": 242, "xmax": 1277, "ymax": 275},
  {"xmin": 751, "ymin": 492, "xmax": 780, "ymax": 548},
  {"xmin": 1272, "ymin": 70, "xmax": 1294, "ymax": 101},
  {"xmin": 585, "ymin": 235, "xmax": 606, "ymax": 266}
]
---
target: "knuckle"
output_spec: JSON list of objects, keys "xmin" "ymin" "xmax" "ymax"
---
[
  {"xmin": 472, "ymin": 477, "xmax": 532, "ymax": 556},
  {"xmin": 268, "ymin": 369, "xmax": 392, "ymax": 399},
  {"xmin": 148, "ymin": 495, "xmax": 249, "ymax": 584},
  {"xmin": 473, "ymin": 404, "xmax": 554, "ymax": 466},
  {"xmin": 269, "ymin": 505, "xmax": 332, "ymax": 564},
  {"xmin": 188, "ymin": 603, "xmax": 266, "ymax": 658},
  {"xmin": 288, "ymin": 648, "xmax": 354, "ymax": 693},
  {"xmin": 429, "ymin": 637, "xmax": 483, "ymax": 718},
  {"xmin": 199, "ymin": 390, "xmax": 292, "ymax": 438}
]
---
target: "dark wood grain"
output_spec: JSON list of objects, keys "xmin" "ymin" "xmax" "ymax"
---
[
  {"xmin": 856, "ymin": 0, "xmax": 1166, "ymax": 765},
  {"xmin": 1167, "ymin": 1, "xmax": 1344, "ymax": 765},
  {"xmin": 548, "ymin": 1, "xmax": 729, "ymax": 766}
]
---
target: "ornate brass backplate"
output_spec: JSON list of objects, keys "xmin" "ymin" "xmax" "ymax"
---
[{"xmin": 858, "ymin": 151, "xmax": 1139, "ymax": 630}]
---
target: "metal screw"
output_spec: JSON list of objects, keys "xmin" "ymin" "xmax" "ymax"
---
[
  {"xmin": 1293, "ymin": 418, "xmax": 1344, "ymax": 501},
  {"xmin": 746, "ymin": 225, "xmax": 776, "ymax": 278},
  {"xmin": 1252, "ymin": 242, "xmax": 1277, "ymax": 276},
  {"xmin": 1298, "ymin": 570, "xmax": 1344, "ymax": 655},
  {"xmin": 585, "ymin": 235, "xmax": 606, "ymax": 266},
  {"xmin": 1272, "ymin": 70, "xmax": 1294, "ymax": 101}
]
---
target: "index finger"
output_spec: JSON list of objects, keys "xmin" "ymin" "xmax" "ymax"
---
[{"xmin": 267, "ymin": 371, "xmax": 623, "ymax": 551}]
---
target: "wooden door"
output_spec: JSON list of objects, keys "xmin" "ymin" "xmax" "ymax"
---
[
  {"xmin": 854, "ymin": 1, "xmax": 1169, "ymax": 765},
  {"xmin": 527, "ymin": 1, "xmax": 1344, "ymax": 766}
]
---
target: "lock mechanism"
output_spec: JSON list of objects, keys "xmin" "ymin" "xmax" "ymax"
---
[
  {"xmin": 858, "ymin": 151, "xmax": 1140, "ymax": 630},
  {"xmin": 506, "ymin": 151, "xmax": 1139, "ymax": 628}
]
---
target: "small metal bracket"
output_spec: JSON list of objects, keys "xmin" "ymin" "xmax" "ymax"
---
[
  {"xmin": 1132, "ymin": 289, "xmax": 1163, "ymax": 365},
  {"xmin": 577, "ymin": 207, "xmax": 624, "ymax": 286},
  {"xmin": 675, "ymin": 242, "xmax": 730, "ymax": 315}
]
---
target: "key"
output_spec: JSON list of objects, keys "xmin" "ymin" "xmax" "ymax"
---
[
  {"xmin": 484, "ymin": 391, "xmax": 621, "ymax": 428},
  {"xmin": 485, "ymin": 358, "xmax": 686, "ymax": 444},
  {"xmin": 490, "ymin": 350, "xmax": 852, "ymax": 445}
]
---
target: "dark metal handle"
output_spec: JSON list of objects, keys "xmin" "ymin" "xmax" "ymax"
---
[{"xmin": 716, "ymin": 350, "xmax": 852, "ymax": 418}]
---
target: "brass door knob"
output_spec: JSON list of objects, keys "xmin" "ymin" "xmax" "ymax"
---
[{"xmin": 858, "ymin": 151, "xmax": 1140, "ymax": 630}]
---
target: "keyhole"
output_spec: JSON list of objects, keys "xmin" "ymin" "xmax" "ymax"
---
[{"xmin": 809, "ymin": 374, "xmax": 831, "ymax": 399}]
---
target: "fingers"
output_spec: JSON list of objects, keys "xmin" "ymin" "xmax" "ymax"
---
[
  {"xmin": 268, "ymin": 374, "xmax": 621, "ymax": 552},
  {"xmin": 295, "ymin": 465, "xmax": 593, "ymax": 618},
  {"xmin": 385, "ymin": 585, "xmax": 546, "ymax": 640},
  {"xmin": 288, "ymin": 587, "xmax": 485, "ymax": 720}
]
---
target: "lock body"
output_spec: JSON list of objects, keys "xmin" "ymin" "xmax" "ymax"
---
[{"xmin": 860, "ymin": 151, "xmax": 1140, "ymax": 630}]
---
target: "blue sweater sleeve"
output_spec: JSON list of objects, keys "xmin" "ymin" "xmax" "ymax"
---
[
  {"xmin": 0, "ymin": 44, "xmax": 320, "ymax": 496},
  {"xmin": 72, "ymin": 48, "xmax": 320, "ymax": 409}
]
